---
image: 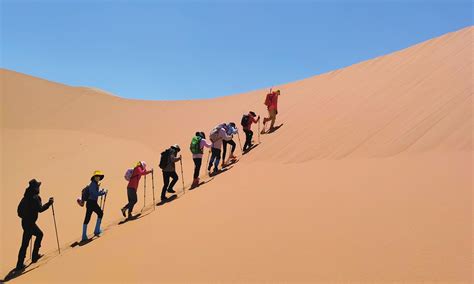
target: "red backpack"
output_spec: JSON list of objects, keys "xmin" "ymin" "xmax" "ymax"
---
[{"xmin": 264, "ymin": 92, "xmax": 275, "ymax": 107}]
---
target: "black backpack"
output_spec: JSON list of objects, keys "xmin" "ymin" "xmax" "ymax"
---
[
  {"xmin": 81, "ymin": 185, "xmax": 90, "ymax": 202},
  {"xmin": 241, "ymin": 114, "xmax": 250, "ymax": 127},
  {"xmin": 159, "ymin": 149, "xmax": 172, "ymax": 169},
  {"xmin": 17, "ymin": 198, "xmax": 27, "ymax": 218}
]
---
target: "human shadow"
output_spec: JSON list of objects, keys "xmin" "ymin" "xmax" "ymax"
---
[
  {"xmin": 118, "ymin": 213, "xmax": 143, "ymax": 225},
  {"xmin": 242, "ymin": 144, "xmax": 259, "ymax": 155},
  {"xmin": 70, "ymin": 237, "xmax": 96, "ymax": 248},
  {"xmin": 156, "ymin": 194, "xmax": 178, "ymax": 206},
  {"xmin": 2, "ymin": 265, "xmax": 40, "ymax": 282},
  {"xmin": 189, "ymin": 177, "xmax": 215, "ymax": 191},
  {"xmin": 209, "ymin": 166, "xmax": 233, "ymax": 177},
  {"xmin": 267, "ymin": 123, "xmax": 284, "ymax": 134},
  {"xmin": 2, "ymin": 252, "xmax": 56, "ymax": 282}
]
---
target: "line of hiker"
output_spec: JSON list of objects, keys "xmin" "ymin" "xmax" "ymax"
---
[{"xmin": 11, "ymin": 89, "xmax": 282, "ymax": 275}]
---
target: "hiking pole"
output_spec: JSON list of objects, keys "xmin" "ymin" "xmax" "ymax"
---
[
  {"xmin": 236, "ymin": 131, "xmax": 243, "ymax": 154},
  {"xmin": 51, "ymin": 203, "xmax": 61, "ymax": 254},
  {"xmin": 258, "ymin": 120, "xmax": 261, "ymax": 143},
  {"xmin": 180, "ymin": 159, "xmax": 185, "ymax": 194},
  {"xmin": 29, "ymin": 239, "xmax": 32, "ymax": 259},
  {"xmin": 151, "ymin": 170, "xmax": 155, "ymax": 209},
  {"xmin": 206, "ymin": 150, "xmax": 211, "ymax": 174},
  {"xmin": 101, "ymin": 192, "xmax": 107, "ymax": 212},
  {"xmin": 143, "ymin": 175, "xmax": 147, "ymax": 210}
]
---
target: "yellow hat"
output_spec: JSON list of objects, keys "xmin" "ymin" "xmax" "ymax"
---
[
  {"xmin": 91, "ymin": 170, "xmax": 104, "ymax": 181},
  {"xmin": 136, "ymin": 161, "xmax": 146, "ymax": 168}
]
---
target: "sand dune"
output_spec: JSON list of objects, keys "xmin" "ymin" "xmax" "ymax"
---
[{"xmin": 1, "ymin": 26, "xmax": 472, "ymax": 283}]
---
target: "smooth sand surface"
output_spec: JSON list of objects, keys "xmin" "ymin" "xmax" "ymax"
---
[{"xmin": 1, "ymin": 26, "xmax": 472, "ymax": 283}]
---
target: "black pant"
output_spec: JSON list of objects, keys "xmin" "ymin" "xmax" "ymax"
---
[
  {"xmin": 123, "ymin": 187, "xmax": 137, "ymax": 215},
  {"xmin": 17, "ymin": 221, "xmax": 43, "ymax": 267},
  {"xmin": 243, "ymin": 129, "xmax": 253, "ymax": 151},
  {"xmin": 193, "ymin": 158, "xmax": 202, "ymax": 179},
  {"xmin": 222, "ymin": 139, "xmax": 236, "ymax": 161},
  {"xmin": 208, "ymin": 147, "xmax": 221, "ymax": 171},
  {"xmin": 83, "ymin": 200, "xmax": 103, "ymax": 224},
  {"xmin": 162, "ymin": 171, "xmax": 178, "ymax": 198}
]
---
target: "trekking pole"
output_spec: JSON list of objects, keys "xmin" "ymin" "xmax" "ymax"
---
[
  {"xmin": 51, "ymin": 203, "xmax": 61, "ymax": 254},
  {"xmin": 205, "ymin": 150, "xmax": 211, "ymax": 173},
  {"xmin": 236, "ymin": 131, "xmax": 243, "ymax": 154},
  {"xmin": 258, "ymin": 120, "xmax": 261, "ymax": 143},
  {"xmin": 101, "ymin": 192, "xmax": 107, "ymax": 212},
  {"xmin": 143, "ymin": 175, "xmax": 147, "ymax": 210},
  {"xmin": 180, "ymin": 159, "xmax": 185, "ymax": 194},
  {"xmin": 151, "ymin": 170, "xmax": 155, "ymax": 209},
  {"xmin": 29, "ymin": 240, "xmax": 32, "ymax": 259}
]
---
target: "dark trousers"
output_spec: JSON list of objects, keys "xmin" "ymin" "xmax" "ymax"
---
[
  {"xmin": 123, "ymin": 187, "xmax": 137, "ymax": 215},
  {"xmin": 162, "ymin": 171, "xmax": 178, "ymax": 198},
  {"xmin": 208, "ymin": 147, "xmax": 221, "ymax": 171},
  {"xmin": 17, "ymin": 221, "xmax": 43, "ymax": 267},
  {"xmin": 222, "ymin": 139, "xmax": 236, "ymax": 161},
  {"xmin": 243, "ymin": 129, "xmax": 253, "ymax": 151},
  {"xmin": 83, "ymin": 200, "xmax": 103, "ymax": 224},
  {"xmin": 193, "ymin": 158, "xmax": 202, "ymax": 179}
]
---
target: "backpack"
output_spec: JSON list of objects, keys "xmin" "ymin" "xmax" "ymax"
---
[
  {"xmin": 190, "ymin": 136, "xmax": 203, "ymax": 154},
  {"xmin": 124, "ymin": 168, "xmax": 134, "ymax": 181},
  {"xmin": 159, "ymin": 149, "xmax": 172, "ymax": 169},
  {"xmin": 264, "ymin": 92, "xmax": 274, "ymax": 107},
  {"xmin": 17, "ymin": 198, "xmax": 27, "ymax": 218},
  {"xmin": 241, "ymin": 114, "xmax": 250, "ymax": 127},
  {"xmin": 210, "ymin": 124, "xmax": 225, "ymax": 142},
  {"xmin": 81, "ymin": 185, "xmax": 90, "ymax": 201}
]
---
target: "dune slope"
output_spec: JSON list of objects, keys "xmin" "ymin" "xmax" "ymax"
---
[{"xmin": 1, "ymin": 26, "xmax": 472, "ymax": 283}]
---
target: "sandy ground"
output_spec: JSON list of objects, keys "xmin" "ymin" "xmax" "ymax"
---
[{"xmin": 1, "ymin": 26, "xmax": 472, "ymax": 283}]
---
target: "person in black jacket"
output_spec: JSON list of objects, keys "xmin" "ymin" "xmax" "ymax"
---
[{"xmin": 15, "ymin": 179, "xmax": 54, "ymax": 271}]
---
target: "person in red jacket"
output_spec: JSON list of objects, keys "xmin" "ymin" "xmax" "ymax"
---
[
  {"xmin": 262, "ymin": 89, "xmax": 280, "ymax": 133},
  {"xmin": 121, "ymin": 161, "xmax": 153, "ymax": 218},
  {"xmin": 243, "ymin": 111, "xmax": 260, "ymax": 151}
]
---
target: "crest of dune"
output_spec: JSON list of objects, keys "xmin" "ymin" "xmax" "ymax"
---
[{"xmin": 1, "ymin": 26, "xmax": 472, "ymax": 283}]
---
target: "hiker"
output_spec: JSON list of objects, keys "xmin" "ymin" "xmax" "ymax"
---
[
  {"xmin": 82, "ymin": 171, "xmax": 107, "ymax": 242},
  {"xmin": 160, "ymin": 144, "xmax": 182, "ymax": 201},
  {"xmin": 121, "ymin": 161, "xmax": 153, "ymax": 218},
  {"xmin": 262, "ymin": 89, "xmax": 280, "ymax": 132},
  {"xmin": 208, "ymin": 123, "xmax": 233, "ymax": 175},
  {"xmin": 222, "ymin": 122, "xmax": 238, "ymax": 167},
  {"xmin": 242, "ymin": 111, "xmax": 260, "ymax": 151},
  {"xmin": 190, "ymin": 132, "xmax": 212, "ymax": 188},
  {"xmin": 15, "ymin": 179, "xmax": 54, "ymax": 271}
]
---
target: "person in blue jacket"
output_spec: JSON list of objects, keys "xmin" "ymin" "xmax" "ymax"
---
[{"xmin": 82, "ymin": 170, "xmax": 107, "ymax": 242}]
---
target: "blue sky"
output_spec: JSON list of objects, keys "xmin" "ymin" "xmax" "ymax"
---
[{"xmin": 1, "ymin": 0, "xmax": 472, "ymax": 100}]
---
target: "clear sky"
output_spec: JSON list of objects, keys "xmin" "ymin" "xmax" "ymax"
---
[{"xmin": 1, "ymin": 0, "xmax": 472, "ymax": 100}]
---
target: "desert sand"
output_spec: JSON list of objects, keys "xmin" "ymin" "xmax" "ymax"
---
[{"xmin": 0, "ymin": 26, "xmax": 472, "ymax": 283}]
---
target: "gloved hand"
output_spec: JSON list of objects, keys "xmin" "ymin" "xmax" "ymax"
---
[{"xmin": 49, "ymin": 197, "xmax": 54, "ymax": 204}]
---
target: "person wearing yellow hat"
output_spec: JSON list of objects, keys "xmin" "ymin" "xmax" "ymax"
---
[{"xmin": 81, "ymin": 170, "xmax": 107, "ymax": 242}]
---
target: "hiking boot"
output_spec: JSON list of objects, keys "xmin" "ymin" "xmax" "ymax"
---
[
  {"xmin": 121, "ymin": 207, "xmax": 127, "ymax": 218},
  {"xmin": 31, "ymin": 254, "xmax": 43, "ymax": 263},
  {"xmin": 161, "ymin": 196, "xmax": 168, "ymax": 202},
  {"xmin": 167, "ymin": 188, "xmax": 176, "ymax": 193},
  {"xmin": 94, "ymin": 218, "xmax": 103, "ymax": 236},
  {"xmin": 15, "ymin": 263, "xmax": 26, "ymax": 271},
  {"xmin": 191, "ymin": 178, "xmax": 199, "ymax": 188}
]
